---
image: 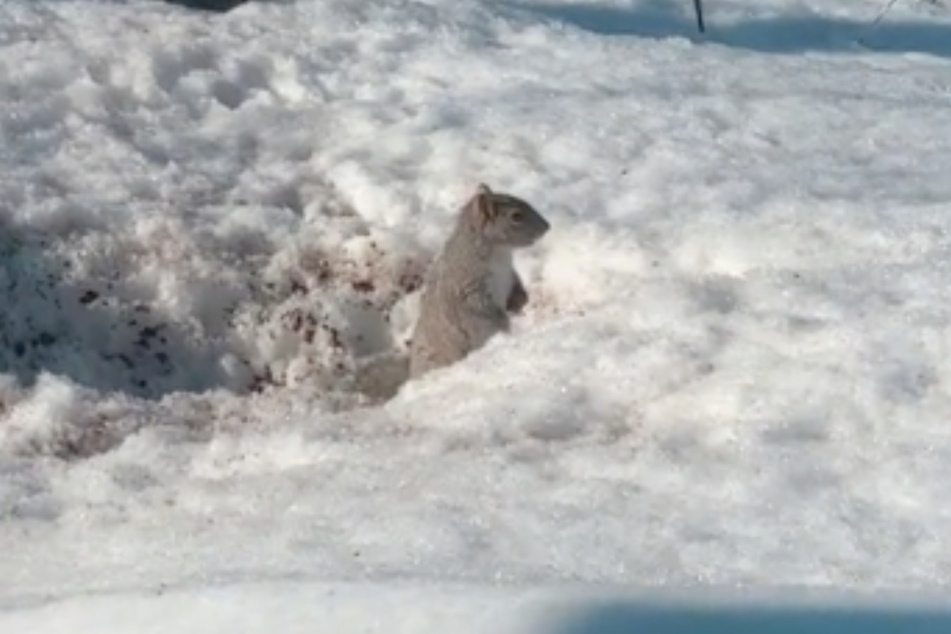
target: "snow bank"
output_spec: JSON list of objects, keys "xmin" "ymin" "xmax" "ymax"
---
[{"xmin": 2, "ymin": 0, "xmax": 951, "ymax": 612}]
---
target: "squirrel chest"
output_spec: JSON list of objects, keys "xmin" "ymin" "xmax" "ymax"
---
[{"xmin": 484, "ymin": 247, "xmax": 515, "ymax": 309}]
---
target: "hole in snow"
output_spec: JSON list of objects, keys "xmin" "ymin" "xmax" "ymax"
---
[
  {"xmin": 0, "ymin": 207, "xmax": 429, "ymax": 409},
  {"xmin": 0, "ymin": 217, "xmax": 235, "ymax": 400},
  {"xmin": 211, "ymin": 78, "xmax": 247, "ymax": 109}
]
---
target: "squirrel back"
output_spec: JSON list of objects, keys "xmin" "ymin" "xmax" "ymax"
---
[{"xmin": 408, "ymin": 184, "xmax": 549, "ymax": 378}]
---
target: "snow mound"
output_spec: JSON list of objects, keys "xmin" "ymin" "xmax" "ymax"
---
[{"xmin": 3, "ymin": 0, "xmax": 951, "ymax": 609}]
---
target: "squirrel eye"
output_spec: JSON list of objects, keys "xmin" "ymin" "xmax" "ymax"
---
[{"xmin": 510, "ymin": 210, "xmax": 524, "ymax": 223}]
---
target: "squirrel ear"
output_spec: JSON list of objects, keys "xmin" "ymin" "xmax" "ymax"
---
[
  {"xmin": 465, "ymin": 184, "xmax": 495, "ymax": 228},
  {"xmin": 473, "ymin": 184, "xmax": 496, "ymax": 225}
]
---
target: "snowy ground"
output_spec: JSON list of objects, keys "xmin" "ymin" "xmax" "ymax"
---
[{"xmin": 3, "ymin": 0, "xmax": 951, "ymax": 630}]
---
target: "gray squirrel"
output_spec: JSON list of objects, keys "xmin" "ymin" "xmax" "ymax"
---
[{"xmin": 408, "ymin": 183, "xmax": 550, "ymax": 378}]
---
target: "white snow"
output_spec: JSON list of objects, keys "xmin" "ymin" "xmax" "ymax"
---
[{"xmin": 3, "ymin": 0, "xmax": 951, "ymax": 630}]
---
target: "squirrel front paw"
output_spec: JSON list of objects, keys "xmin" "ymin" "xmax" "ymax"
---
[{"xmin": 506, "ymin": 282, "xmax": 528, "ymax": 314}]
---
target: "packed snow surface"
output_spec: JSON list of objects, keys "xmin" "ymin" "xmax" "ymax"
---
[{"xmin": 3, "ymin": 0, "xmax": 951, "ymax": 630}]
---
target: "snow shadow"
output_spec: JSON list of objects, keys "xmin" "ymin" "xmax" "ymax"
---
[
  {"xmin": 516, "ymin": 1, "xmax": 951, "ymax": 58},
  {"xmin": 158, "ymin": 0, "xmax": 294, "ymax": 11},
  {"xmin": 544, "ymin": 600, "xmax": 951, "ymax": 634},
  {"xmin": 161, "ymin": 0, "xmax": 248, "ymax": 11},
  {"xmin": 0, "ymin": 216, "xmax": 232, "ymax": 400}
]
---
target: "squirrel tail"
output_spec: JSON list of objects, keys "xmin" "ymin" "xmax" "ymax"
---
[{"xmin": 351, "ymin": 351, "xmax": 411, "ymax": 403}]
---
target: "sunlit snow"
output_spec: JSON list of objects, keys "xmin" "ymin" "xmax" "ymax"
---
[{"xmin": 3, "ymin": 0, "xmax": 951, "ymax": 631}]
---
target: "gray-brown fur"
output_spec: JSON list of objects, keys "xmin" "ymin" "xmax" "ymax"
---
[{"xmin": 408, "ymin": 183, "xmax": 550, "ymax": 378}]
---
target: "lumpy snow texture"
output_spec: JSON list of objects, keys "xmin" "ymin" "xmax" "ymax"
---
[{"xmin": 3, "ymin": 0, "xmax": 951, "ymax": 623}]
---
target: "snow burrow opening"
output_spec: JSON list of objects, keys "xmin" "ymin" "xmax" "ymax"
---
[{"xmin": 0, "ymin": 198, "xmax": 429, "ymax": 410}]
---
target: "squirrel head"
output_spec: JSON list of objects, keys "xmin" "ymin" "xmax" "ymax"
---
[{"xmin": 464, "ymin": 183, "xmax": 550, "ymax": 247}]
